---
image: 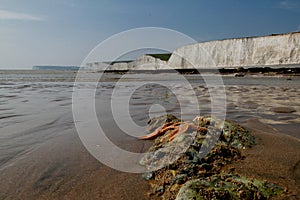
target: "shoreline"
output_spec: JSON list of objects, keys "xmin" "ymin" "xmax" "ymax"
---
[
  {"xmin": 85, "ymin": 66, "xmax": 300, "ymax": 76},
  {"xmin": 1, "ymin": 68, "xmax": 300, "ymax": 78}
]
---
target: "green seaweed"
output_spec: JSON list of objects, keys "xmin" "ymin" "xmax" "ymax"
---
[{"xmin": 176, "ymin": 175, "xmax": 283, "ymax": 200}]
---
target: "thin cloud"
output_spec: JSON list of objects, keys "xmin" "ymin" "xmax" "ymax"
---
[
  {"xmin": 278, "ymin": 0, "xmax": 300, "ymax": 10},
  {"xmin": 0, "ymin": 10, "xmax": 43, "ymax": 21}
]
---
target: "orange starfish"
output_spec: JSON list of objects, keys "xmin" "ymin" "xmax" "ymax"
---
[{"xmin": 139, "ymin": 121, "xmax": 208, "ymax": 142}]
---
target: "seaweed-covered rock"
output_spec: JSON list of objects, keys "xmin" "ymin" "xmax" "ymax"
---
[
  {"xmin": 140, "ymin": 116, "xmax": 254, "ymax": 172},
  {"xmin": 140, "ymin": 115, "xmax": 282, "ymax": 200}
]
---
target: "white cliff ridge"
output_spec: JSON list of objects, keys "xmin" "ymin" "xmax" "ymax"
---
[
  {"xmin": 168, "ymin": 32, "xmax": 300, "ymax": 68},
  {"xmin": 86, "ymin": 32, "xmax": 300, "ymax": 71},
  {"xmin": 86, "ymin": 54, "xmax": 169, "ymax": 71}
]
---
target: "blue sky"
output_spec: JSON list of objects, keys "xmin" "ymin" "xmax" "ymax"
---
[{"xmin": 0, "ymin": 0, "xmax": 300, "ymax": 69}]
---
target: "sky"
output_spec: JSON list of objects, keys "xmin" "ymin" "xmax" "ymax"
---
[{"xmin": 0, "ymin": 0, "xmax": 300, "ymax": 69}]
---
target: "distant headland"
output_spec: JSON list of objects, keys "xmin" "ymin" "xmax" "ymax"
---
[{"xmin": 32, "ymin": 66, "xmax": 80, "ymax": 71}]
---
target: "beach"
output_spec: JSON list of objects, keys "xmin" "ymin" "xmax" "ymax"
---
[{"xmin": 0, "ymin": 70, "xmax": 299, "ymax": 199}]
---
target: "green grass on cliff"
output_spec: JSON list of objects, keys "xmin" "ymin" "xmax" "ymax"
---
[{"xmin": 146, "ymin": 53, "xmax": 172, "ymax": 61}]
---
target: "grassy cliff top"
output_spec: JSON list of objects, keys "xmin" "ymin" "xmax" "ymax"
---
[{"xmin": 146, "ymin": 53, "xmax": 172, "ymax": 61}]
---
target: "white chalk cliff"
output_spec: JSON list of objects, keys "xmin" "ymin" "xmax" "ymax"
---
[
  {"xmin": 86, "ymin": 55, "xmax": 168, "ymax": 71},
  {"xmin": 86, "ymin": 32, "xmax": 300, "ymax": 71},
  {"xmin": 168, "ymin": 32, "xmax": 300, "ymax": 68}
]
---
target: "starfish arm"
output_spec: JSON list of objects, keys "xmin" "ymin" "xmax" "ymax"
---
[
  {"xmin": 160, "ymin": 125, "xmax": 177, "ymax": 132},
  {"xmin": 139, "ymin": 128, "xmax": 161, "ymax": 140},
  {"xmin": 139, "ymin": 122, "xmax": 173, "ymax": 140},
  {"xmin": 169, "ymin": 123, "xmax": 189, "ymax": 141},
  {"xmin": 160, "ymin": 127, "xmax": 179, "ymax": 142}
]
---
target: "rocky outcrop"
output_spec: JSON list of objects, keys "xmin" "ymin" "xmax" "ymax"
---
[{"xmin": 168, "ymin": 32, "xmax": 300, "ymax": 68}]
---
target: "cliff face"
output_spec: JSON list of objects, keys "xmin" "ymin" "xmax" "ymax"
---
[
  {"xmin": 86, "ymin": 55, "xmax": 168, "ymax": 71},
  {"xmin": 86, "ymin": 32, "xmax": 300, "ymax": 71},
  {"xmin": 128, "ymin": 55, "xmax": 168, "ymax": 70},
  {"xmin": 168, "ymin": 32, "xmax": 300, "ymax": 68}
]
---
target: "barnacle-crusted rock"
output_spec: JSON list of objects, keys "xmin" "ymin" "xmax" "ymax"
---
[{"xmin": 140, "ymin": 115, "xmax": 283, "ymax": 199}]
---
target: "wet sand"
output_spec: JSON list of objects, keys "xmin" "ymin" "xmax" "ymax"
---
[
  {"xmin": 0, "ymin": 71, "xmax": 299, "ymax": 199},
  {"xmin": 232, "ymin": 119, "xmax": 300, "ymax": 199},
  {"xmin": 0, "ymin": 128, "xmax": 156, "ymax": 200}
]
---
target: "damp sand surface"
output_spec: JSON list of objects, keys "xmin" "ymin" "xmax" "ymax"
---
[{"xmin": 0, "ymin": 70, "xmax": 299, "ymax": 199}]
